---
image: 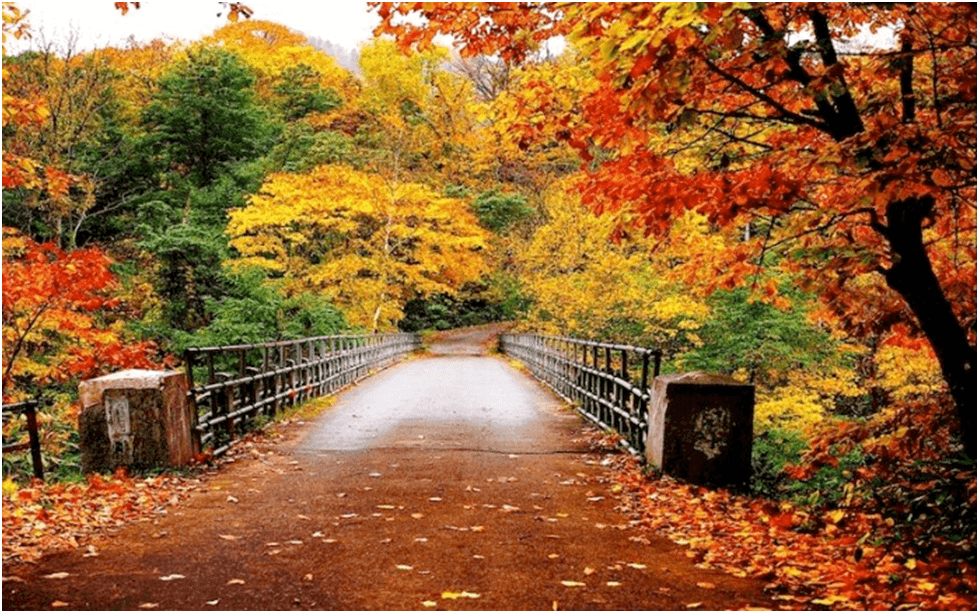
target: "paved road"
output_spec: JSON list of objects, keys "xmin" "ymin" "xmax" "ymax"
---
[{"xmin": 2, "ymin": 326, "xmax": 771, "ymax": 610}]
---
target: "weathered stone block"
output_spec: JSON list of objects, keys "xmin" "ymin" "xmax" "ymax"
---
[
  {"xmin": 78, "ymin": 369, "xmax": 194, "ymax": 473},
  {"xmin": 646, "ymin": 372, "xmax": 753, "ymax": 488}
]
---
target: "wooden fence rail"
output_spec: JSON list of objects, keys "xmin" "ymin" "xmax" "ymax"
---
[
  {"xmin": 500, "ymin": 333, "xmax": 662, "ymax": 456},
  {"xmin": 184, "ymin": 333, "xmax": 421, "ymax": 456},
  {"xmin": 2, "ymin": 398, "xmax": 44, "ymax": 480}
]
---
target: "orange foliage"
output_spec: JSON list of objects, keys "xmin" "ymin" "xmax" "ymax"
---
[{"xmin": 1, "ymin": 229, "xmax": 162, "ymax": 400}]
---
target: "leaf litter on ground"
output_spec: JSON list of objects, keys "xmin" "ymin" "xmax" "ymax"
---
[{"xmin": 597, "ymin": 442, "xmax": 976, "ymax": 611}]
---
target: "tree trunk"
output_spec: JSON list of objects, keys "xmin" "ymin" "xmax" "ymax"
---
[{"xmin": 881, "ymin": 196, "xmax": 976, "ymax": 459}]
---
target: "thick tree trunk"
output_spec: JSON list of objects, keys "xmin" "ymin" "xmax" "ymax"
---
[{"xmin": 881, "ymin": 197, "xmax": 976, "ymax": 459}]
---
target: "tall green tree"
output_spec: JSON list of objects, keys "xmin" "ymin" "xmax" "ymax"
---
[{"xmin": 141, "ymin": 48, "xmax": 272, "ymax": 188}]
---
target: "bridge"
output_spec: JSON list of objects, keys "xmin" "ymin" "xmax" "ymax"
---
[{"xmin": 2, "ymin": 326, "xmax": 767, "ymax": 610}]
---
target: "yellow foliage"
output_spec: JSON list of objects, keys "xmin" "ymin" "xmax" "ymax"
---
[
  {"xmin": 201, "ymin": 20, "xmax": 356, "ymax": 103},
  {"xmin": 875, "ymin": 343, "xmax": 944, "ymax": 400},
  {"xmin": 756, "ymin": 366, "xmax": 863, "ymax": 435},
  {"xmin": 357, "ymin": 39, "xmax": 484, "ymax": 184},
  {"xmin": 227, "ymin": 165, "xmax": 489, "ymax": 331},
  {"xmin": 512, "ymin": 177, "xmax": 709, "ymax": 345}
]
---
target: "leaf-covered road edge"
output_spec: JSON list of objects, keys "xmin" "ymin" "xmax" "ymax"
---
[
  {"xmin": 603, "ymin": 450, "xmax": 977, "ymax": 610},
  {"xmin": 2, "ymin": 469, "xmax": 203, "ymax": 564}
]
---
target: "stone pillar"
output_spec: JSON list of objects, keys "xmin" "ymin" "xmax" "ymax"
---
[
  {"xmin": 646, "ymin": 372, "xmax": 753, "ymax": 488},
  {"xmin": 78, "ymin": 369, "xmax": 195, "ymax": 473}
]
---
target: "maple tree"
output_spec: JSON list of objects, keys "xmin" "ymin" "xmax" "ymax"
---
[
  {"xmin": 1, "ymin": 229, "xmax": 159, "ymax": 399},
  {"xmin": 226, "ymin": 165, "xmax": 489, "ymax": 331},
  {"xmin": 374, "ymin": 2, "xmax": 978, "ymax": 458}
]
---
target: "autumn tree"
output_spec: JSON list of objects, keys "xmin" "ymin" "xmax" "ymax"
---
[
  {"xmin": 374, "ymin": 2, "xmax": 978, "ymax": 457},
  {"xmin": 227, "ymin": 165, "xmax": 489, "ymax": 331},
  {"xmin": 1, "ymin": 229, "xmax": 158, "ymax": 399},
  {"xmin": 200, "ymin": 20, "xmax": 354, "ymax": 120},
  {"xmin": 356, "ymin": 38, "xmax": 485, "ymax": 184}
]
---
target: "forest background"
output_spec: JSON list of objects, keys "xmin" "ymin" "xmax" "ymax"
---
[{"xmin": 2, "ymin": 3, "xmax": 975, "ymax": 606}]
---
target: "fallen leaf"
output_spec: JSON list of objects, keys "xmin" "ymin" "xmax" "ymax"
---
[
  {"xmin": 396, "ymin": 565, "xmax": 414, "ymax": 571},
  {"xmin": 218, "ymin": 534, "xmax": 237, "ymax": 541},
  {"xmin": 696, "ymin": 582, "xmax": 716, "ymax": 589},
  {"xmin": 287, "ymin": 540, "xmax": 303, "ymax": 545},
  {"xmin": 206, "ymin": 600, "xmax": 220, "ymax": 606},
  {"xmin": 51, "ymin": 601, "xmax": 69, "ymax": 608},
  {"xmin": 377, "ymin": 504, "xmax": 396, "ymax": 509},
  {"xmin": 442, "ymin": 591, "xmax": 480, "ymax": 600},
  {"xmin": 429, "ymin": 497, "xmax": 443, "ymax": 502},
  {"xmin": 303, "ymin": 574, "xmax": 313, "ymax": 582},
  {"xmin": 685, "ymin": 603, "xmax": 702, "ymax": 610},
  {"xmin": 43, "ymin": 572, "xmax": 70, "ymax": 580},
  {"xmin": 227, "ymin": 578, "xmax": 246, "ymax": 585},
  {"xmin": 226, "ymin": 495, "xmax": 238, "ymax": 503},
  {"xmin": 561, "ymin": 581, "xmax": 586, "ymax": 587},
  {"xmin": 583, "ymin": 567, "xmax": 596, "ymax": 575},
  {"xmin": 297, "ymin": 514, "xmax": 311, "ymax": 520},
  {"xmin": 607, "ymin": 581, "xmax": 622, "ymax": 587},
  {"xmin": 627, "ymin": 563, "xmax": 647, "ymax": 569},
  {"xmin": 138, "ymin": 604, "xmax": 159, "ymax": 609},
  {"xmin": 160, "ymin": 574, "xmax": 186, "ymax": 581},
  {"xmin": 422, "ymin": 601, "xmax": 437, "ymax": 608},
  {"xmin": 548, "ymin": 554, "xmax": 560, "ymax": 559}
]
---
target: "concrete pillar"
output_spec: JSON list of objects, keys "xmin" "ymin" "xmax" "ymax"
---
[
  {"xmin": 646, "ymin": 372, "xmax": 753, "ymax": 488},
  {"xmin": 78, "ymin": 369, "xmax": 195, "ymax": 473}
]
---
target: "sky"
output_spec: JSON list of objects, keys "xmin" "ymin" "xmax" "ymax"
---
[{"xmin": 5, "ymin": 1, "xmax": 382, "ymax": 54}]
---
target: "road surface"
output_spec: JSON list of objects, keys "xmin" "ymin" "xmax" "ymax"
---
[{"xmin": 2, "ymin": 325, "xmax": 771, "ymax": 610}]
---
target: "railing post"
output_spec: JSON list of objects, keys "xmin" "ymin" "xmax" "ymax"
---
[{"xmin": 24, "ymin": 400, "xmax": 44, "ymax": 480}]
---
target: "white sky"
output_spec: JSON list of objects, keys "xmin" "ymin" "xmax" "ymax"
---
[{"xmin": 4, "ymin": 1, "xmax": 382, "ymax": 54}]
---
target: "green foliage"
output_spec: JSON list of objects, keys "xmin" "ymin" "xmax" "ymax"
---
[
  {"xmin": 473, "ymin": 189, "xmax": 535, "ymax": 234},
  {"xmin": 683, "ymin": 288, "xmax": 839, "ymax": 387},
  {"xmin": 142, "ymin": 48, "xmax": 275, "ymax": 187},
  {"xmin": 138, "ymin": 222, "xmax": 231, "ymax": 331},
  {"xmin": 273, "ymin": 64, "xmax": 342, "ymax": 121},
  {"xmin": 788, "ymin": 447, "xmax": 869, "ymax": 509},
  {"xmin": 750, "ymin": 428, "xmax": 808, "ymax": 499},
  {"xmin": 268, "ymin": 123, "xmax": 355, "ymax": 173},
  {"xmin": 170, "ymin": 267, "xmax": 348, "ymax": 351},
  {"xmin": 752, "ymin": 427, "xmax": 872, "ymax": 512},
  {"xmin": 399, "ymin": 287, "xmax": 506, "ymax": 332}
]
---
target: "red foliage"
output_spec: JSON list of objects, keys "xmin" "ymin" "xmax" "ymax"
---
[{"xmin": 2, "ymin": 228, "xmax": 163, "ymax": 398}]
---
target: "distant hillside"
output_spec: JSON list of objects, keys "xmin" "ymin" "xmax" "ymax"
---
[{"xmin": 306, "ymin": 35, "xmax": 360, "ymax": 74}]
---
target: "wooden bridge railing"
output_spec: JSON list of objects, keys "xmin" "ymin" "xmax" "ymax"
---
[
  {"xmin": 500, "ymin": 333, "xmax": 662, "ymax": 456},
  {"xmin": 2, "ymin": 398, "xmax": 44, "ymax": 480},
  {"xmin": 185, "ymin": 333, "xmax": 421, "ymax": 456}
]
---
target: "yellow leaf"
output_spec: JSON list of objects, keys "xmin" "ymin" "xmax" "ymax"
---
[{"xmin": 441, "ymin": 591, "xmax": 480, "ymax": 600}]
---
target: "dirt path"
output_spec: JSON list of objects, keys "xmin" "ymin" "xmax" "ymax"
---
[{"xmin": 2, "ymin": 326, "xmax": 773, "ymax": 610}]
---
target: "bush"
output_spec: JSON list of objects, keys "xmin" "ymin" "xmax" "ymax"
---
[{"xmin": 751, "ymin": 428, "xmax": 808, "ymax": 499}]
